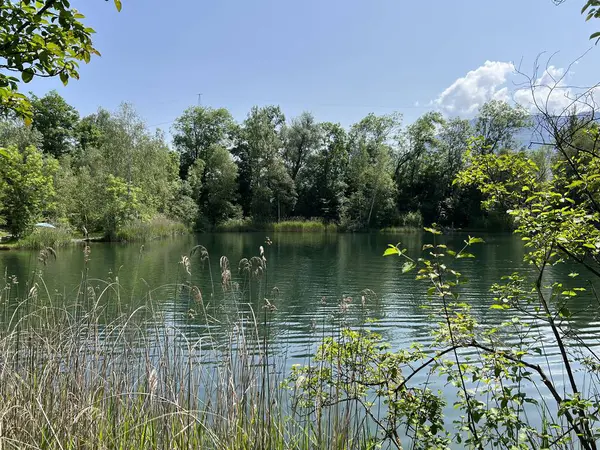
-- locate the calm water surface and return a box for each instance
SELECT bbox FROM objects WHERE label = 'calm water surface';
[2,231,600,359]
[2,231,600,434]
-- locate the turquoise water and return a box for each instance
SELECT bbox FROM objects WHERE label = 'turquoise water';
[2,231,599,444]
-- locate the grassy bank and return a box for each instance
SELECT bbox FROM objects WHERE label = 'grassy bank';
[378,226,422,233]
[115,216,188,242]
[214,218,267,232]
[216,218,337,233]
[14,227,73,249]
[273,220,337,232]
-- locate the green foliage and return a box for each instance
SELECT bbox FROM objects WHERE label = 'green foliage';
[115,215,187,242]
[189,145,240,229]
[473,100,530,155]
[30,90,79,157]
[297,122,348,222]
[451,116,600,448]
[54,105,183,237]
[0,97,542,236]
[235,105,297,222]
[0,0,120,121]
[0,145,57,237]
[455,145,540,212]
[54,163,103,233]
[282,111,321,181]
[215,217,265,232]
[0,117,42,151]
[172,106,235,178]
[75,111,107,152]
[102,174,142,240]
[579,0,600,41]
[16,226,71,249]
[401,210,424,228]
[343,113,400,230]
[273,220,337,232]
[167,180,199,229]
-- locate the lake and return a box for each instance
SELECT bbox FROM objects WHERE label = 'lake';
[1,231,599,444]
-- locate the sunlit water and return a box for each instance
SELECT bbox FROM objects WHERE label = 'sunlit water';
[2,231,600,443]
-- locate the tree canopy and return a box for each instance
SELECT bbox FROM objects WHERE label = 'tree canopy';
[0,90,540,238]
[0,0,121,121]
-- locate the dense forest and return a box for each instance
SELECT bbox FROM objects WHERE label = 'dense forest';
[0,0,595,243]
[0,91,549,240]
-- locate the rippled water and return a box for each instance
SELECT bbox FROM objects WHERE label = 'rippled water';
[2,231,600,438]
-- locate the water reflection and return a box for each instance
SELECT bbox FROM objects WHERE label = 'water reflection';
[1,231,599,361]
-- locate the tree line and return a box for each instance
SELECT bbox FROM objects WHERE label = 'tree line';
[0,90,543,239]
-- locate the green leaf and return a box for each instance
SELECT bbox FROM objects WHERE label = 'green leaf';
[46,42,62,54]
[468,236,485,245]
[424,227,441,235]
[559,306,573,318]
[402,262,416,274]
[59,72,68,85]
[114,0,122,11]
[490,304,506,310]
[567,180,585,189]
[21,69,34,83]
[456,252,475,259]
[583,1,591,13]
[383,247,399,257]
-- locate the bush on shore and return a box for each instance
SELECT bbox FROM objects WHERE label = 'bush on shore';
[16,226,73,249]
[115,215,188,242]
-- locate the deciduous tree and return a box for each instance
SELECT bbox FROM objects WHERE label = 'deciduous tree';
[0,0,121,120]
[0,145,57,237]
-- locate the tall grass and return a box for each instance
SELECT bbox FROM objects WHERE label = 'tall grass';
[273,220,337,233]
[380,212,423,233]
[1,240,595,448]
[215,218,268,232]
[16,226,73,249]
[0,246,370,449]
[216,219,337,233]
[116,215,188,242]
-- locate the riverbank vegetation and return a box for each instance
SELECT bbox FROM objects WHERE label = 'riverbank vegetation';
[2,1,600,448]
[3,172,600,449]
[16,226,73,250]
[0,91,541,244]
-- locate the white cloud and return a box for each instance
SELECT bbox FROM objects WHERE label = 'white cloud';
[434,61,515,116]
[513,65,586,115]
[434,61,598,117]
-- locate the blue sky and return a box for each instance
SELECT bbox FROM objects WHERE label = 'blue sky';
[27,0,600,133]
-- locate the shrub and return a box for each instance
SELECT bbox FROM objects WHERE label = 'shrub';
[215,217,269,232]
[115,215,188,242]
[273,219,337,233]
[17,226,72,249]
[401,211,423,228]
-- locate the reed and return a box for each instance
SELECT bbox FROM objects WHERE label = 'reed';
[216,219,337,233]
[0,244,367,450]
[115,215,188,242]
[16,226,73,249]
[273,220,337,233]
